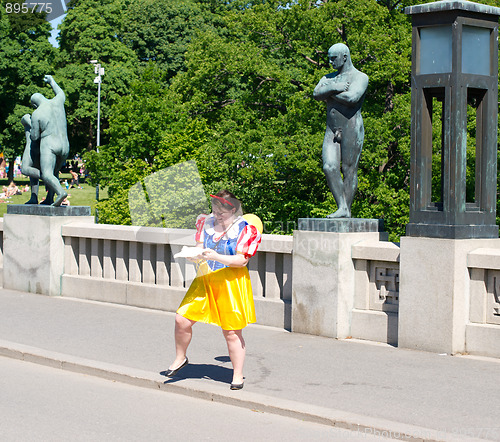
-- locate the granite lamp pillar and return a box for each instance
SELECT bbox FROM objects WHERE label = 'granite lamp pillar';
[399,1,500,355]
[406,0,499,239]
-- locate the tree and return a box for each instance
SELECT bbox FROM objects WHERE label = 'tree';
[88,0,416,236]
[54,0,139,155]
[166,0,414,238]
[87,0,500,241]
[120,0,225,84]
[0,1,54,181]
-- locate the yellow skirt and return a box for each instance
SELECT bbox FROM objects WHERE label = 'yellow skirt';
[176,262,256,330]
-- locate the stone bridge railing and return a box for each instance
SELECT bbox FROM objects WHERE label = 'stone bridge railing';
[60,222,293,329]
[1,215,500,359]
[351,240,400,346]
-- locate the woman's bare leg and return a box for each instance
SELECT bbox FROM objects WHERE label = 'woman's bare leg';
[223,329,246,384]
[169,314,196,369]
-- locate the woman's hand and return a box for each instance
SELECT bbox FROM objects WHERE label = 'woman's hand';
[186,249,220,263]
[200,249,219,261]
[200,249,249,268]
[186,244,206,262]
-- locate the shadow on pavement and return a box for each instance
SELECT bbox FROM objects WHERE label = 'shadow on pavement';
[160,362,233,385]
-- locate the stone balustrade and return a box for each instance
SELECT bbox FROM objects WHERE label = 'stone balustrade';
[351,240,400,345]
[1,215,500,359]
[467,248,500,358]
[60,222,293,329]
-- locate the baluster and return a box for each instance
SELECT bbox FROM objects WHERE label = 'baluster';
[170,247,183,288]
[249,252,264,298]
[116,241,128,281]
[156,244,169,286]
[64,236,78,275]
[282,254,293,302]
[142,243,155,284]
[90,238,103,278]
[185,260,196,288]
[265,252,281,300]
[78,237,90,276]
[129,242,142,283]
[103,239,115,279]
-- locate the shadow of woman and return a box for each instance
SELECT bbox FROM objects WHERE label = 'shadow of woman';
[160,360,233,385]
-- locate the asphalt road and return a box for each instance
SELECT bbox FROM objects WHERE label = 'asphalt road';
[0,356,388,442]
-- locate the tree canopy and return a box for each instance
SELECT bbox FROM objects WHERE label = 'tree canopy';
[1,0,499,241]
[0,0,53,179]
[93,0,417,238]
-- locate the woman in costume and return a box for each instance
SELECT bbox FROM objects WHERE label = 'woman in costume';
[166,190,262,390]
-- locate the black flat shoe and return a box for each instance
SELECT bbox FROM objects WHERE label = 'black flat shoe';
[165,358,188,377]
[230,382,244,390]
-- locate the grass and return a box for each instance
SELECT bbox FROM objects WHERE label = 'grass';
[0,173,108,217]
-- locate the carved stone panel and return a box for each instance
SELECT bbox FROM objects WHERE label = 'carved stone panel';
[487,271,500,326]
[369,261,399,313]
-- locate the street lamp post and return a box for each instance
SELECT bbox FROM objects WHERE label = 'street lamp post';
[90,60,104,218]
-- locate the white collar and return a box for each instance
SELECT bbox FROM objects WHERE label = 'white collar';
[205,214,244,239]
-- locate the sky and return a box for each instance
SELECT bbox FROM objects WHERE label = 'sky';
[49,14,65,48]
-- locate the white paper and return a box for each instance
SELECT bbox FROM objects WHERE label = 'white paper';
[174,246,206,259]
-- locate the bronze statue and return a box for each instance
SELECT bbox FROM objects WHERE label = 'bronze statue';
[21,75,69,206]
[313,43,368,218]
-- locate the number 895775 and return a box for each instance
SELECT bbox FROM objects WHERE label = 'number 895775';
[5,3,53,14]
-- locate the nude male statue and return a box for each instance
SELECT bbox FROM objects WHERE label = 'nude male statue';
[313,43,368,218]
[20,114,41,204]
[21,75,69,206]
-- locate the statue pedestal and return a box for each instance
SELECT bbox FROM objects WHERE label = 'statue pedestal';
[3,205,94,296]
[292,218,387,338]
[298,217,384,233]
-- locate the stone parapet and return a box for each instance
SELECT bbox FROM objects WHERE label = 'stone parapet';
[60,221,293,330]
[351,240,400,346]
[399,237,500,355]
[3,210,94,296]
[1,215,499,359]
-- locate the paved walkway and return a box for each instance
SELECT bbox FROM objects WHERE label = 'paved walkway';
[0,288,499,441]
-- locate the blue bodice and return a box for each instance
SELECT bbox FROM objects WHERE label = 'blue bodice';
[204,218,247,271]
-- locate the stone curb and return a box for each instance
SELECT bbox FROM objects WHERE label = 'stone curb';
[0,340,485,442]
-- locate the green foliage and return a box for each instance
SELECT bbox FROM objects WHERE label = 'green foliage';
[2,0,499,240]
[92,157,152,225]
[155,119,211,168]
[101,66,172,166]
[128,161,209,228]
[2,0,47,35]
[120,0,225,84]
[160,0,415,237]
[87,0,418,235]
[430,97,443,204]
[55,0,139,154]
[95,189,132,225]
[0,1,54,172]
[357,91,412,241]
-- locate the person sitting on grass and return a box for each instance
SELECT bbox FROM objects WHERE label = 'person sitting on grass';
[3,182,20,198]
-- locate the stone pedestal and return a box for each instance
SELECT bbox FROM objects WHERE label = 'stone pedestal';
[399,236,500,354]
[292,218,387,338]
[3,205,93,296]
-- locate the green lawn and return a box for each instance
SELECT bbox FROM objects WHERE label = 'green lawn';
[0,174,108,217]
